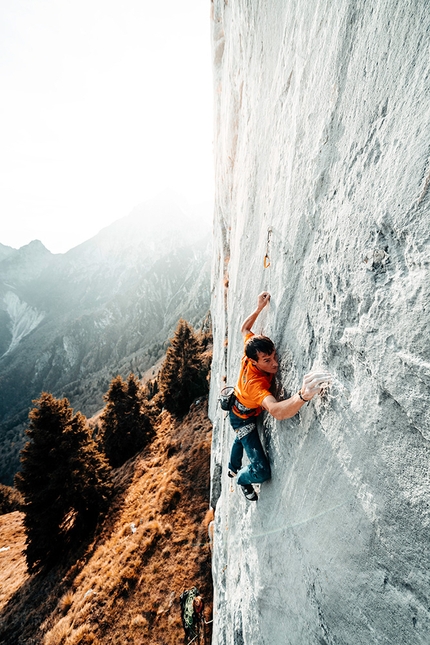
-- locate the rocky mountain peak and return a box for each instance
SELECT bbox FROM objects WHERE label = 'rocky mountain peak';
[0,244,15,263]
[0,240,53,289]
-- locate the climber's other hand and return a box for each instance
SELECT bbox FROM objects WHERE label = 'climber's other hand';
[257,292,270,310]
[300,371,332,401]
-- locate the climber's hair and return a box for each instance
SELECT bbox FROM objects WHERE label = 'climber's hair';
[245,335,275,361]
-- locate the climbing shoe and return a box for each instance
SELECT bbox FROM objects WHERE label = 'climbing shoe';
[241,484,258,501]
[228,469,237,478]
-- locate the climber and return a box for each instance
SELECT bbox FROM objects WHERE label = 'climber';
[180,587,207,644]
[228,291,332,502]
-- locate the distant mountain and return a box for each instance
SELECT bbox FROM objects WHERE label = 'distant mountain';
[0,193,212,484]
[0,243,16,263]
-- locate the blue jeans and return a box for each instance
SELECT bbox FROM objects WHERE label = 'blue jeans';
[228,411,271,486]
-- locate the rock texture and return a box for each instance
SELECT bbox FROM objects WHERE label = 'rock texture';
[209,2,430,644]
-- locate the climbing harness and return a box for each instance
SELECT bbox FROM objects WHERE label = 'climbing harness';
[263,227,272,268]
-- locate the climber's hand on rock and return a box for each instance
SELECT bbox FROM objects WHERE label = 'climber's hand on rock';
[301,371,332,401]
[257,291,270,310]
[241,292,271,336]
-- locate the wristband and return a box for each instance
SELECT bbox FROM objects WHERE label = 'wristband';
[298,390,309,403]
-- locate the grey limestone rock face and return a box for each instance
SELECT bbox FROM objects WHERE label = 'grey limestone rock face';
[209,1,430,644]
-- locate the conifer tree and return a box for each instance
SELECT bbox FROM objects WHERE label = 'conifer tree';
[158,319,209,417]
[99,373,153,468]
[0,484,22,515]
[15,393,112,572]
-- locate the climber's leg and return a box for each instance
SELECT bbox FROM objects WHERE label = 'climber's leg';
[236,427,271,486]
[228,434,244,475]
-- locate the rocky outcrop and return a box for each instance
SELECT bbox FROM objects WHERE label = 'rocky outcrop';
[209,2,430,644]
[2,292,45,356]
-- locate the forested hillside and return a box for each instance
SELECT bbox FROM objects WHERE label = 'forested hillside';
[0,403,213,645]
[0,193,211,484]
[0,320,213,644]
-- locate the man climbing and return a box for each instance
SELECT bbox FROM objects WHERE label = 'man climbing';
[228,291,332,501]
[180,587,207,644]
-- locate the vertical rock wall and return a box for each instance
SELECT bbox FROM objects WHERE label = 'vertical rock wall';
[209,1,430,643]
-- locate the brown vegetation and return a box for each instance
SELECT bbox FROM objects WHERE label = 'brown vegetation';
[0,401,213,644]
[0,512,28,611]
[0,485,23,515]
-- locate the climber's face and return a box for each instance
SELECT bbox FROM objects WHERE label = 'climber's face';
[251,350,279,375]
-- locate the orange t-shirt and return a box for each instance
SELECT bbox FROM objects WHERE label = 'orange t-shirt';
[233,332,273,418]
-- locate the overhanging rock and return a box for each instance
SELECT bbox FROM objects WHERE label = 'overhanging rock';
[209,1,430,643]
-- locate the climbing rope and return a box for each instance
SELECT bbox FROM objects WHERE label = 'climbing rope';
[257,226,273,335]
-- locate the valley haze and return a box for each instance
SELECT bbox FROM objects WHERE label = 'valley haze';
[0,192,212,485]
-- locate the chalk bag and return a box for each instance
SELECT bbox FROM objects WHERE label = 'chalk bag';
[219,386,235,411]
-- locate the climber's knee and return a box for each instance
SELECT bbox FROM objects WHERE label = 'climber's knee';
[251,461,271,483]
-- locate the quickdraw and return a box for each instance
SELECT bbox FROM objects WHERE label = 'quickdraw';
[264,227,272,268]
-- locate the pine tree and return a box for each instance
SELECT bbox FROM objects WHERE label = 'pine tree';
[15,393,112,572]
[99,374,153,468]
[158,319,210,417]
[0,484,22,515]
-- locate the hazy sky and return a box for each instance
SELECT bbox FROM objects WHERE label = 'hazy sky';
[0,0,214,253]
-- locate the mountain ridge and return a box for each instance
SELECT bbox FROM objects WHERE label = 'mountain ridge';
[0,194,212,484]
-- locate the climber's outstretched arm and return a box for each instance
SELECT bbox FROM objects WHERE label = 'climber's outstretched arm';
[262,371,332,420]
[240,291,271,338]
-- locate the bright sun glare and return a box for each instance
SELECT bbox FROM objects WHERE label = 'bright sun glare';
[0,0,214,253]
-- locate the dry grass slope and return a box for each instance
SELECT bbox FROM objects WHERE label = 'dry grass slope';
[0,401,213,645]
